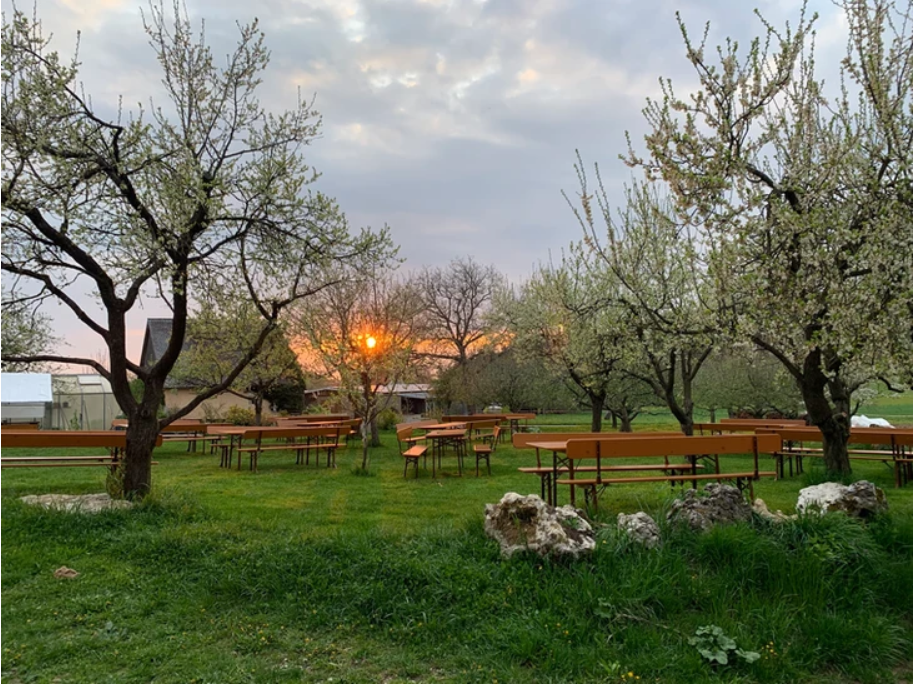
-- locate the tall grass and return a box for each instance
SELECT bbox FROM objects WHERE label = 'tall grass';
[4,412,913,682]
[3,481,912,683]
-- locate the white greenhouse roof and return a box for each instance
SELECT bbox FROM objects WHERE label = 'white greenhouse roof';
[0,373,53,404]
[54,374,114,395]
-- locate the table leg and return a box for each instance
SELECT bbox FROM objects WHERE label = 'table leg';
[552,452,558,506]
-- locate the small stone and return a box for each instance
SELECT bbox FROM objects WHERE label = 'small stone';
[752,498,795,522]
[617,511,661,548]
[53,567,79,579]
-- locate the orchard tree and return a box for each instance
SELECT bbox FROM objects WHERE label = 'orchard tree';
[1,4,391,496]
[569,177,718,435]
[432,348,577,415]
[170,300,305,425]
[416,257,502,411]
[693,348,804,421]
[603,373,655,433]
[493,248,631,432]
[1,282,56,370]
[292,263,423,470]
[628,0,913,473]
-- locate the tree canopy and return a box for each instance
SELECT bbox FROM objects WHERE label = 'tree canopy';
[1,3,392,495]
[623,0,913,471]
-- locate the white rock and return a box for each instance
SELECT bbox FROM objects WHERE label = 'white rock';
[617,512,661,548]
[19,493,132,513]
[484,492,595,558]
[796,480,888,518]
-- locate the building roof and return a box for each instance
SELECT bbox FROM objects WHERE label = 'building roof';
[304,383,432,397]
[140,318,177,369]
[0,373,53,404]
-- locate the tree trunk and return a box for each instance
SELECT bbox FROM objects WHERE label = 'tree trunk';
[121,414,160,499]
[370,418,381,447]
[589,393,605,432]
[360,372,372,470]
[610,412,618,429]
[709,407,716,423]
[800,350,851,475]
[667,400,694,436]
[253,397,263,426]
[619,407,633,433]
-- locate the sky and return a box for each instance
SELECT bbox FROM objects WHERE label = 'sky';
[2,0,849,368]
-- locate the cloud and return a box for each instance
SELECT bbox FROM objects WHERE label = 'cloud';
[3,0,849,360]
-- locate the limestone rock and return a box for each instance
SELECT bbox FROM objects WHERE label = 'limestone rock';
[752,498,795,522]
[20,493,132,513]
[667,483,752,531]
[484,492,595,558]
[617,512,660,548]
[796,481,888,518]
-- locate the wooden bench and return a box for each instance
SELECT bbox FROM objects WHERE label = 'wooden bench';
[401,445,428,478]
[396,427,431,476]
[557,434,781,511]
[514,432,687,504]
[758,427,913,486]
[695,421,805,435]
[1,455,160,468]
[0,430,162,472]
[159,421,215,452]
[235,426,345,471]
[468,418,500,444]
[472,425,502,476]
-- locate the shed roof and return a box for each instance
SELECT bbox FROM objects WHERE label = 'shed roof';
[0,373,53,404]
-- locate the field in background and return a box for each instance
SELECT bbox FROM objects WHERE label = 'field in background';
[530,392,913,432]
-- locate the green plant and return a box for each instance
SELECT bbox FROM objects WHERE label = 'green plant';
[200,402,224,424]
[375,407,402,431]
[688,625,760,665]
[225,406,256,426]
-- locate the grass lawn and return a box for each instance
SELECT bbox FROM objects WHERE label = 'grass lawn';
[3,412,913,683]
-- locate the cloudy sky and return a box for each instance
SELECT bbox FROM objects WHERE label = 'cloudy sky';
[4,0,848,365]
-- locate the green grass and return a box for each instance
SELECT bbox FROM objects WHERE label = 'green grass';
[3,417,913,683]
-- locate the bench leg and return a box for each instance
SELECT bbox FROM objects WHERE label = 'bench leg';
[584,485,598,513]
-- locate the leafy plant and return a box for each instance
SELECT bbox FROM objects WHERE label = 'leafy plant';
[200,402,223,424]
[688,625,760,665]
[225,406,256,426]
[376,407,402,431]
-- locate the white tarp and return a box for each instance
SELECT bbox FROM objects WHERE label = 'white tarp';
[1,373,53,403]
[851,414,894,428]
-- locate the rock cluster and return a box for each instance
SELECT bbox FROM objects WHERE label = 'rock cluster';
[796,480,888,518]
[666,483,753,531]
[484,492,595,558]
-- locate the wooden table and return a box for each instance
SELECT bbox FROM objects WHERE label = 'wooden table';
[205,425,272,469]
[424,429,467,477]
